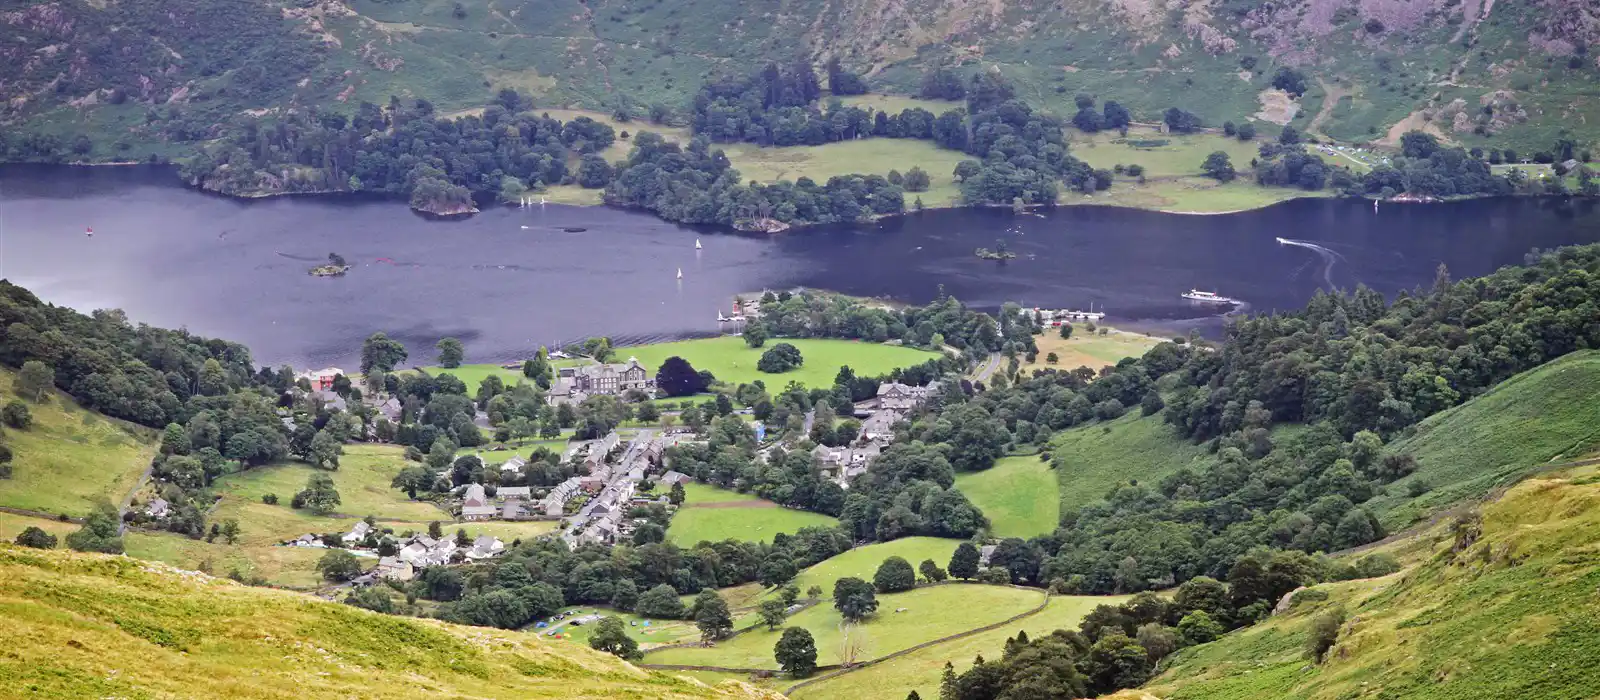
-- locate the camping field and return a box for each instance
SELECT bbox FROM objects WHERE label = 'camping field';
[665,483,838,545]
[0,368,157,518]
[789,594,1126,699]
[644,584,1044,670]
[1022,328,1162,375]
[955,456,1061,539]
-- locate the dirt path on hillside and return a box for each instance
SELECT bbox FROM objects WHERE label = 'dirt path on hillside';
[1307,79,1351,137]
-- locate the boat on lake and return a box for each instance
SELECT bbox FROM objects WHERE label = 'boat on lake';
[1182,289,1239,304]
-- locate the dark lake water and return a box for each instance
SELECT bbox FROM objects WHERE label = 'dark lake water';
[4,165,1600,369]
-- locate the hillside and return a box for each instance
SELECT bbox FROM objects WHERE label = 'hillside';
[0,367,156,518]
[1113,461,1600,700]
[4,0,1596,165]
[1368,349,1600,529]
[0,545,777,699]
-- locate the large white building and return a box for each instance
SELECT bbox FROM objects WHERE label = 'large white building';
[548,358,654,404]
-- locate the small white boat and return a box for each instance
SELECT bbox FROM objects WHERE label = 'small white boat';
[695,238,702,250]
[1274,236,1288,244]
[676,268,683,279]
[1182,289,1240,304]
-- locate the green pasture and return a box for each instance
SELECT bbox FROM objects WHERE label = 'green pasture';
[1050,413,1209,513]
[666,483,838,545]
[788,537,964,595]
[645,584,1043,670]
[955,457,1060,539]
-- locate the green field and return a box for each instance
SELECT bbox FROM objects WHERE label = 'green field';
[955,457,1060,539]
[542,606,701,648]
[1050,412,1210,513]
[1369,350,1600,529]
[420,337,936,394]
[1138,467,1600,700]
[723,139,969,208]
[666,483,838,545]
[123,532,331,589]
[790,594,1126,700]
[0,546,769,700]
[625,337,941,391]
[0,511,79,542]
[788,537,964,595]
[212,445,443,531]
[0,368,157,517]
[1024,328,1162,374]
[646,584,1043,670]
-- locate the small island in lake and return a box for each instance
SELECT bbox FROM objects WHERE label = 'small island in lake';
[975,240,1017,261]
[310,253,350,277]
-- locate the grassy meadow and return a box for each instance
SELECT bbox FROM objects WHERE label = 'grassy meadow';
[0,369,157,517]
[665,483,837,545]
[788,537,964,595]
[1023,328,1162,375]
[212,445,444,528]
[955,457,1060,539]
[0,511,79,542]
[790,594,1127,699]
[625,337,941,390]
[723,139,969,208]
[646,584,1044,670]
[1050,412,1209,512]
[418,337,938,394]
[1063,127,1334,213]
[0,546,770,699]
[1369,350,1600,529]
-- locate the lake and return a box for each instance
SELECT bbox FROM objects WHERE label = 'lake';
[4,165,1599,369]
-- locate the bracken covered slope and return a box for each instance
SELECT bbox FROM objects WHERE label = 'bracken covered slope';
[0,546,778,699]
[2,0,1596,159]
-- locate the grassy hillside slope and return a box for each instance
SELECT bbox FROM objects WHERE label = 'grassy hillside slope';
[1050,412,1208,514]
[0,545,777,699]
[1369,350,1600,529]
[6,0,1596,163]
[0,368,156,517]
[1119,463,1600,700]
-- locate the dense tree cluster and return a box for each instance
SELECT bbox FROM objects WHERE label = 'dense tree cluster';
[180,98,616,212]
[0,282,260,428]
[750,289,1010,356]
[604,131,907,227]
[409,526,852,630]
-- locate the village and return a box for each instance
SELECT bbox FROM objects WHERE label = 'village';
[274,373,941,588]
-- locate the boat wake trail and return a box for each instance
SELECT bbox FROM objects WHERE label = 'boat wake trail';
[274,252,323,262]
[1275,237,1346,290]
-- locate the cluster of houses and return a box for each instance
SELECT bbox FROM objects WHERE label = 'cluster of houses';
[813,381,941,487]
[559,431,694,548]
[546,357,656,405]
[283,518,508,583]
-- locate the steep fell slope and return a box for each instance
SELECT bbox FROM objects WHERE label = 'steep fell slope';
[1114,462,1600,700]
[2,0,1595,162]
[0,546,776,699]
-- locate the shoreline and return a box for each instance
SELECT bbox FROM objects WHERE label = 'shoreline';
[1,161,1573,225]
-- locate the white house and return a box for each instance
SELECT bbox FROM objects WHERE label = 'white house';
[341,521,373,545]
